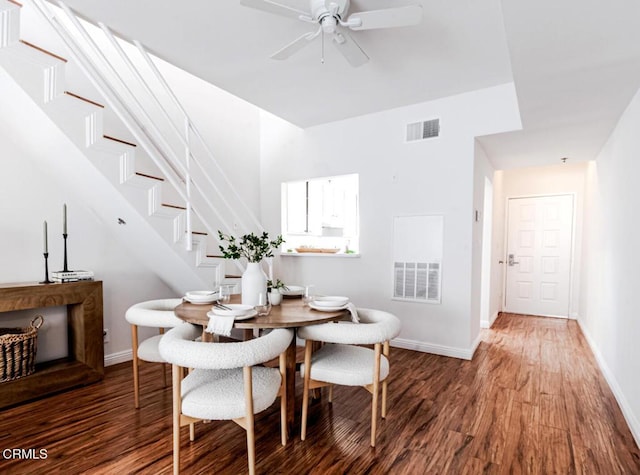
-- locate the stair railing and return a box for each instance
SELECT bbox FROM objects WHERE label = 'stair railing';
[132,37,265,240]
[29,0,265,273]
[28,0,188,207]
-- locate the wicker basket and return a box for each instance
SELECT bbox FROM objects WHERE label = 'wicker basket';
[0,315,44,383]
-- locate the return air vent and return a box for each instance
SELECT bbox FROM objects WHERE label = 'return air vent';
[406,118,440,142]
[392,215,443,304]
[394,262,441,303]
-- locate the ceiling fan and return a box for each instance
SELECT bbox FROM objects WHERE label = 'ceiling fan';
[240,0,423,67]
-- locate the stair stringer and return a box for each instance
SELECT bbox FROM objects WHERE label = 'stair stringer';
[0,1,227,291]
[0,68,216,294]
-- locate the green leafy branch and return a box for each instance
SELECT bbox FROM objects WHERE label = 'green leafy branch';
[267,279,288,291]
[217,231,284,263]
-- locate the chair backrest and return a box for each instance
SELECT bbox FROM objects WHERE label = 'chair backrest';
[159,324,294,369]
[297,308,400,345]
[125,298,184,328]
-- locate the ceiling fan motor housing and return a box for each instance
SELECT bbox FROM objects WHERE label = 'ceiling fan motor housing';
[311,0,349,22]
[239,0,423,67]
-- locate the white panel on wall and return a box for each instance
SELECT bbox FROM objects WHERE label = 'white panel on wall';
[519,256,533,273]
[517,281,532,299]
[392,215,443,304]
[520,204,536,221]
[544,203,560,221]
[542,256,559,274]
[540,282,557,301]
[518,230,534,247]
[543,230,560,247]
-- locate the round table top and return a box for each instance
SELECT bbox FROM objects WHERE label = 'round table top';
[174,295,349,329]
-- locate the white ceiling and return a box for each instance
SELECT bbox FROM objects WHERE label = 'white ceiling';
[58,0,640,169]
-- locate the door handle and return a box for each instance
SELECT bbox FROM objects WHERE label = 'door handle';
[508,254,520,266]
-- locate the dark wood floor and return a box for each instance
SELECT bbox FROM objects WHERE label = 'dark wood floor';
[1,313,639,474]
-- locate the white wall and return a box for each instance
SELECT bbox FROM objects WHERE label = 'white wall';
[261,84,521,358]
[495,161,587,319]
[579,87,640,445]
[490,170,505,322]
[472,141,497,335]
[0,107,176,363]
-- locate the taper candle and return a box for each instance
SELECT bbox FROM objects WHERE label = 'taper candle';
[63,203,67,234]
[43,220,48,253]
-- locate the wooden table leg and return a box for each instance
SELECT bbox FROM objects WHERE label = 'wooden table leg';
[285,332,297,440]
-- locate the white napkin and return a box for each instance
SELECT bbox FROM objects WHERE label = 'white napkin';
[205,313,234,336]
[346,302,360,323]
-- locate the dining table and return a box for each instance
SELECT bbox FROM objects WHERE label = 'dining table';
[173,294,350,439]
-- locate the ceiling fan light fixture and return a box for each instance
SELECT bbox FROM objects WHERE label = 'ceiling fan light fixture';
[321,15,337,33]
[241,0,422,67]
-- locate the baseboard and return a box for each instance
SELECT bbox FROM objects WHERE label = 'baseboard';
[577,319,640,448]
[481,311,499,329]
[469,332,482,358]
[392,337,476,360]
[104,349,132,367]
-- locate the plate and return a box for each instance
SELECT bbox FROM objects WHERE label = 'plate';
[309,301,349,312]
[186,299,218,305]
[281,285,304,296]
[185,294,219,304]
[184,290,219,304]
[207,309,257,321]
[210,304,255,317]
[313,296,349,307]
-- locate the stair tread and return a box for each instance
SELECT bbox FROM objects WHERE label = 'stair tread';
[64,91,104,108]
[161,203,186,210]
[7,19,238,288]
[135,172,164,181]
[103,135,136,147]
[20,40,67,63]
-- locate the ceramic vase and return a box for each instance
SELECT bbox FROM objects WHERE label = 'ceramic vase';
[269,289,283,305]
[241,262,267,306]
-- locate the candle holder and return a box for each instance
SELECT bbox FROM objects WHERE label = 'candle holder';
[40,252,52,284]
[62,233,69,272]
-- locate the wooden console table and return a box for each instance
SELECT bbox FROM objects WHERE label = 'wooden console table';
[0,280,104,408]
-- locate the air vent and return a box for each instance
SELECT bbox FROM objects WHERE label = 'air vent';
[406,119,440,142]
[394,261,441,303]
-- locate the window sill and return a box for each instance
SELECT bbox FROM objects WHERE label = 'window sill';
[281,252,360,258]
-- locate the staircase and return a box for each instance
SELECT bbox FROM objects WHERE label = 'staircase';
[0,0,255,293]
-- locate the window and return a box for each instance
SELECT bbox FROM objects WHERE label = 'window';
[281,174,359,254]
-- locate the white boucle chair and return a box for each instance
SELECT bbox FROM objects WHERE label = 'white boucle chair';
[159,323,293,475]
[297,308,401,447]
[125,298,184,408]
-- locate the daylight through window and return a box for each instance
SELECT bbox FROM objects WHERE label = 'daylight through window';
[281,174,359,254]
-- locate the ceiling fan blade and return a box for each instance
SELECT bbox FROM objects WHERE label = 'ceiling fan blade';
[240,0,309,20]
[270,31,318,60]
[332,30,369,67]
[347,5,423,31]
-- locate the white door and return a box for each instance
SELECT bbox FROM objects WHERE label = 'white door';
[505,195,574,318]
